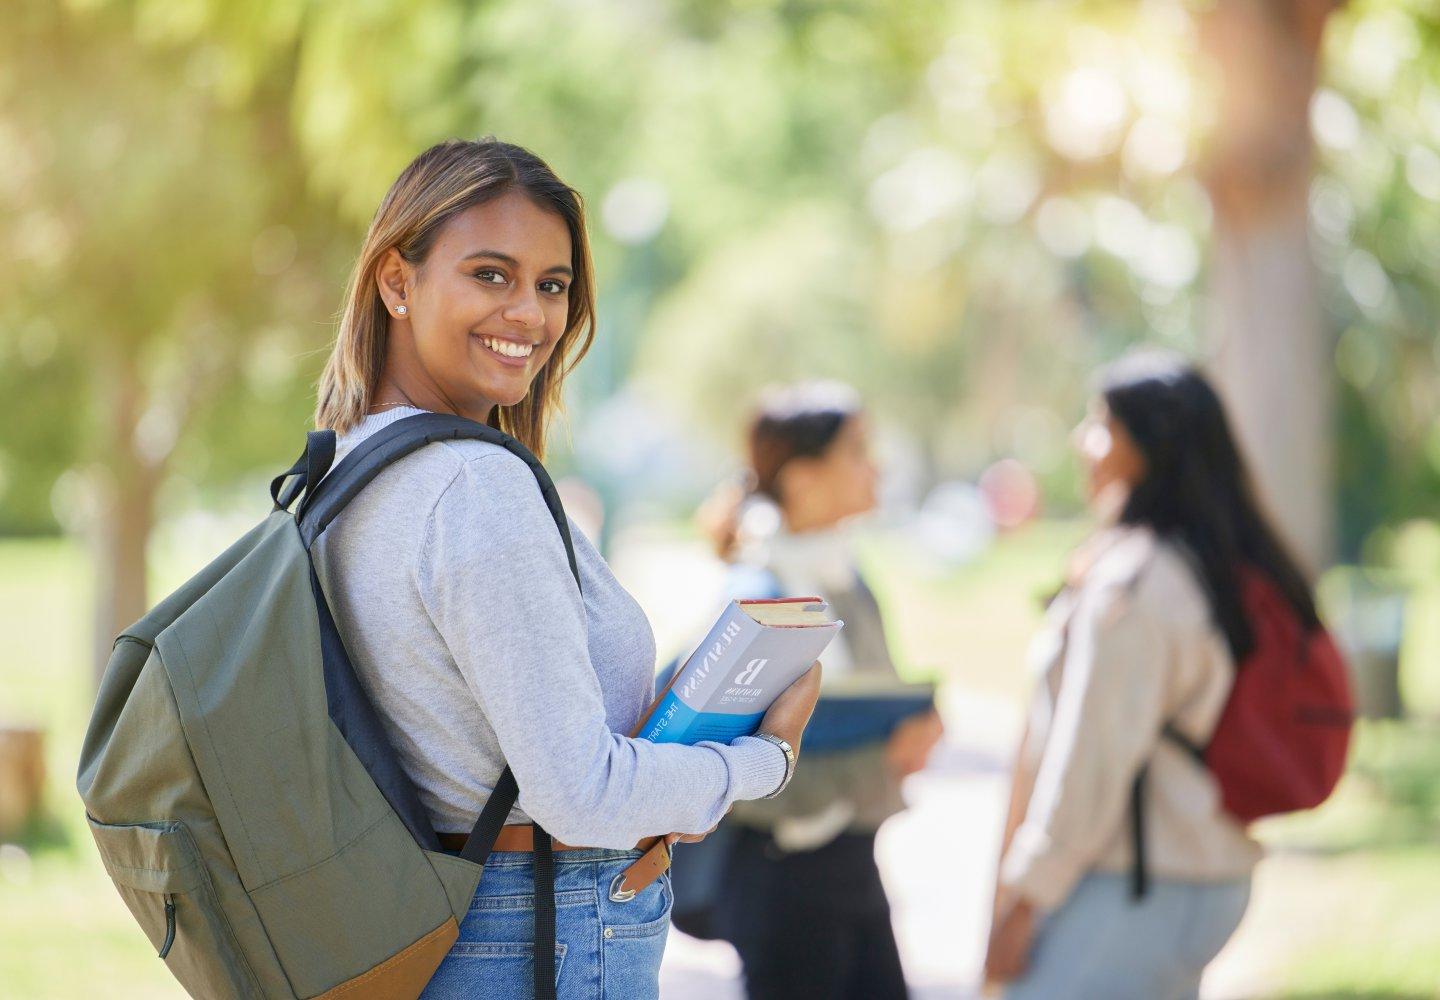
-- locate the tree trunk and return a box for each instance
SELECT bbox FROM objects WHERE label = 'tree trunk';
[0,727,45,839]
[90,346,161,685]
[1200,0,1339,575]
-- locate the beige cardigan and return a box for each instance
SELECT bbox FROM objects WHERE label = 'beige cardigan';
[1000,527,1262,911]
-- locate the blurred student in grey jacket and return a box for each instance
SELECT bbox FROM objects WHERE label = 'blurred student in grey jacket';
[694,382,944,1000]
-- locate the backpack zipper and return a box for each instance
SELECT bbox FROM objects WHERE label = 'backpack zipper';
[158,893,176,959]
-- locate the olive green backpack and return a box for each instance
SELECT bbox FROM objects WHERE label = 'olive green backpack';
[77,414,574,1000]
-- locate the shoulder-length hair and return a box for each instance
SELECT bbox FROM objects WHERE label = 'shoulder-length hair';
[314,138,596,459]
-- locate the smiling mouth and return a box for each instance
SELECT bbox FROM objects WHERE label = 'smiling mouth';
[476,335,535,364]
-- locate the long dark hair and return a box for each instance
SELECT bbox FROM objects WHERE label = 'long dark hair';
[1100,351,1320,661]
[704,381,863,560]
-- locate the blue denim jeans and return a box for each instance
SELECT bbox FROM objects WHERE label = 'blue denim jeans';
[1004,873,1252,1000]
[421,848,672,1000]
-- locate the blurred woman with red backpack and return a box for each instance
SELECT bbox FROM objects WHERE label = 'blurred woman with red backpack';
[984,352,1352,999]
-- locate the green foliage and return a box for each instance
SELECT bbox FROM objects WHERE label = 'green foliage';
[0,0,1436,552]
[1317,1,1440,547]
[634,0,1211,484]
[0,2,342,532]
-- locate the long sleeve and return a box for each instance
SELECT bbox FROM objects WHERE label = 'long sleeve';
[999,580,1170,910]
[416,453,785,848]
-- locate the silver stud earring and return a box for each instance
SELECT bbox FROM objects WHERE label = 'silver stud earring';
[396,304,408,316]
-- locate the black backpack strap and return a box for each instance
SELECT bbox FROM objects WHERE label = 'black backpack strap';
[297,414,579,591]
[532,832,558,1000]
[459,768,519,865]
[309,567,442,852]
[1130,724,1209,902]
[1161,722,1208,764]
[456,769,557,1000]
[1129,764,1150,900]
[271,430,336,514]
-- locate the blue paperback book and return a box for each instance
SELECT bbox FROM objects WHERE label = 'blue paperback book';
[638,598,844,745]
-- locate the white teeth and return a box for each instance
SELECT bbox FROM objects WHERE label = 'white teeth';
[481,337,533,359]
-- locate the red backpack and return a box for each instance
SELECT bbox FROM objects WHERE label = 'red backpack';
[1132,565,1354,897]
[1196,568,1355,822]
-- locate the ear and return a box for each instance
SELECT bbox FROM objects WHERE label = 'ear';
[374,248,413,317]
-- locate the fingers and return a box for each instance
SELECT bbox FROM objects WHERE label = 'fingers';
[759,661,824,747]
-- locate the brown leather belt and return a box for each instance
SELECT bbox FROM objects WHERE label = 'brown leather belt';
[436,825,673,900]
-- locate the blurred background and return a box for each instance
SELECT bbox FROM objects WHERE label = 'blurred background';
[2,0,1438,996]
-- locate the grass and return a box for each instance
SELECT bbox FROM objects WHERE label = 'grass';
[1278,847,1440,998]
[1251,722,1440,998]
[0,536,184,998]
[2,525,1438,998]
[857,520,1083,700]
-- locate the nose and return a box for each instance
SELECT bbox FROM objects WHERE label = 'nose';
[502,286,545,330]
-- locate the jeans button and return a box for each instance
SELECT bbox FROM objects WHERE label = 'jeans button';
[603,927,615,940]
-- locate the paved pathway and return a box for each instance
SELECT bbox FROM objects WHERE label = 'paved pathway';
[659,694,1014,1000]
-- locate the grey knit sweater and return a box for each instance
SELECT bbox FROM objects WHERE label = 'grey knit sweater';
[311,407,785,846]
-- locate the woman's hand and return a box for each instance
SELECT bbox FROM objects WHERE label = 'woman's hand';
[983,891,1037,986]
[659,667,821,848]
[886,708,944,778]
[757,661,823,754]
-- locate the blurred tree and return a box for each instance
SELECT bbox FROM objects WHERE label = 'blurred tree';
[3,0,1438,684]
[0,4,340,677]
[1314,0,1440,558]
[640,0,1430,574]
[1199,0,1338,573]
[636,1,1205,497]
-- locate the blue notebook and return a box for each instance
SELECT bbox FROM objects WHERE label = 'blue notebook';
[637,598,843,745]
[802,681,936,753]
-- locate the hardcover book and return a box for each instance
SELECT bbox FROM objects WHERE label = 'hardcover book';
[637,598,843,745]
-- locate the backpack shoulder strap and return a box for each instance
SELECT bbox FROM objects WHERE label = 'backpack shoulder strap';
[296,413,579,589]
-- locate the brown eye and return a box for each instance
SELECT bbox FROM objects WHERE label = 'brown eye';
[539,279,567,295]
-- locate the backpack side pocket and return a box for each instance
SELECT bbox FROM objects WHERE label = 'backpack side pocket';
[87,816,265,998]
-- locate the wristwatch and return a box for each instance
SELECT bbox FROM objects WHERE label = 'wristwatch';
[753,732,796,799]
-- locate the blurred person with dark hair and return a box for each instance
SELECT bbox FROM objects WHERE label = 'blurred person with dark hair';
[687,381,943,1000]
[984,352,1323,998]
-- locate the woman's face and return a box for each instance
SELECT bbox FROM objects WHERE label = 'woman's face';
[1074,399,1146,511]
[783,415,879,530]
[378,189,573,419]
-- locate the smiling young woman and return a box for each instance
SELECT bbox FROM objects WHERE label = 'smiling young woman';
[308,139,823,1000]
[315,139,596,453]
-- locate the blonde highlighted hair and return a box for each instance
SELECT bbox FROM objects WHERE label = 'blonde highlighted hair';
[314,138,596,459]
